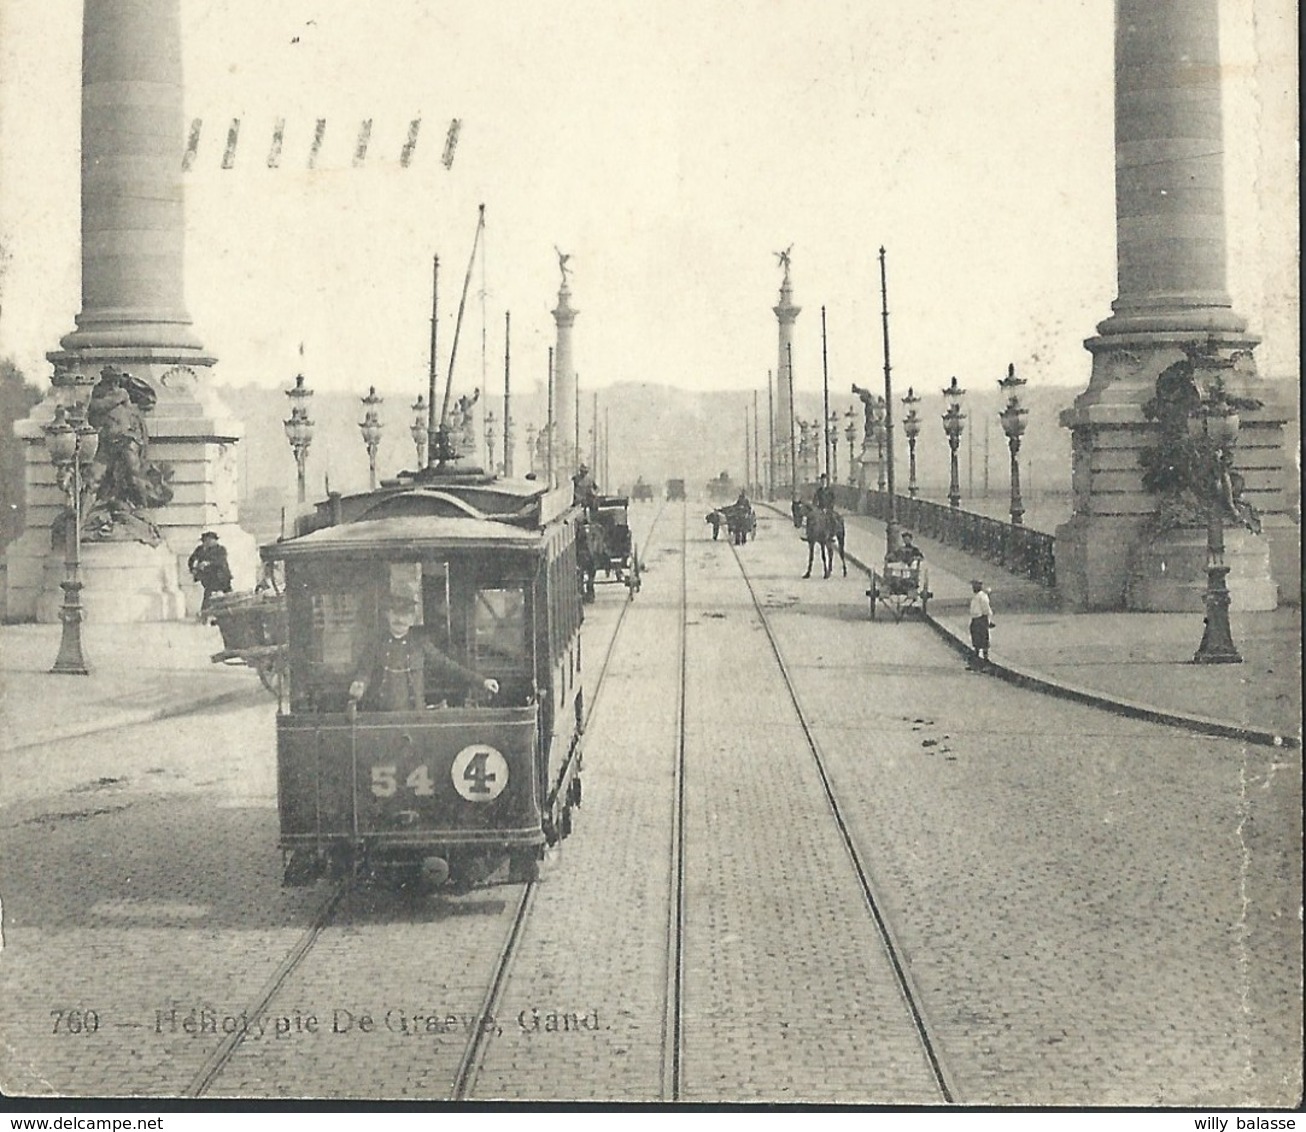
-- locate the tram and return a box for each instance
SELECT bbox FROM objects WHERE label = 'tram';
[262,467,585,892]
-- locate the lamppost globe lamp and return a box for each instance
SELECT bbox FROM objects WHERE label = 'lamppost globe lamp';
[997,364,1028,526]
[410,395,428,468]
[941,376,967,509]
[283,373,315,503]
[901,386,922,498]
[44,401,100,675]
[358,386,384,490]
[1187,384,1243,664]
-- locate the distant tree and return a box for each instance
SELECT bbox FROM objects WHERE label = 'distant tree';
[0,358,43,548]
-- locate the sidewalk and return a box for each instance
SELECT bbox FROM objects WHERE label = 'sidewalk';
[828,509,1302,746]
[1,620,266,754]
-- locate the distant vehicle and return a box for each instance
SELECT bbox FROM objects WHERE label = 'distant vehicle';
[631,477,655,502]
[706,472,735,504]
[666,478,686,501]
[577,494,641,602]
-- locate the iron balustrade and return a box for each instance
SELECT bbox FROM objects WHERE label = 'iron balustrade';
[856,489,1056,587]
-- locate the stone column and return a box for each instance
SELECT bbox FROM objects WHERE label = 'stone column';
[1055,0,1289,611]
[773,263,800,498]
[551,279,578,479]
[4,0,258,621]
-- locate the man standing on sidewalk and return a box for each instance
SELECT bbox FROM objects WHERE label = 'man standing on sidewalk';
[968,578,994,668]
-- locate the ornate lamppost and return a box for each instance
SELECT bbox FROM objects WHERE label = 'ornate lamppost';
[358,386,384,490]
[827,410,840,482]
[525,423,538,475]
[997,364,1027,525]
[901,386,922,498]
[843,408,857,486]
[45,402,100,675]
[283,373,315,503]
[1189,383,1244,664]
[410,395,428,468]
[872,398,887,491]
[941,376,966,509]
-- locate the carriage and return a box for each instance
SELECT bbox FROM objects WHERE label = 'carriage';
[707,499,755,544]
[666,478,686,501]
[260,470,586,892]
[866,557,931,621]
[631,477,655,502]
[207,588,287,692]
[578,494,641,601]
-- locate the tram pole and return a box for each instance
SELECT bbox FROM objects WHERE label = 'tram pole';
[786,343,798,499]
[547,345,555,488]
[503,311,513,477]
[821,306,831,478]
[753,389,761,497]
[879,246,899,556]
[767,370,774,500]
[426,255,439,469]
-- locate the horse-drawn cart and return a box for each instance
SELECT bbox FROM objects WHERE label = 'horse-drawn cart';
[866,559,931,621]
[207,590,287,691]
[631,477,655,502]
[579,494,642,601]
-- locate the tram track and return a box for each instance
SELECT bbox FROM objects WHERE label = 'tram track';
[447,499,671,1100]
[726,535,958,1104]
[188,502,669,1100]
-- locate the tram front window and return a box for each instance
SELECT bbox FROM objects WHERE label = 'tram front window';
[472,586,531,704]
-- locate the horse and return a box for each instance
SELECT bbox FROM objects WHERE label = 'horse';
[722,501,755,545]
[797,502,847,579]
[576,517,606,602]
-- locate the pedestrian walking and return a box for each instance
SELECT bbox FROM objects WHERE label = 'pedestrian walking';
[968,578,994,667]
[188,530,233,616]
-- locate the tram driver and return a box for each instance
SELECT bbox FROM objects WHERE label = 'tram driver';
[348,593,499,711]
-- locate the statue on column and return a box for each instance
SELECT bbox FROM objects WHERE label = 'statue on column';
[554,246,572,284]
[774,244,793,284]
[851,383,878,440]
[79,366,174,544]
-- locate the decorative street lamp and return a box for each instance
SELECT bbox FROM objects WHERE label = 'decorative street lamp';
[358,385,384,490]
[283,372,315,503]
[872,397,887,491]
[45,401,99,675]
[525,423,538,475]
[797,419,811,483]
[485,410,498,475]
[941,376,967,509]
[827,410,840,482]
[410,395,428,468]
[1188,383,1244,664]
[843,408,857,486]
[901,386,922,498]
[997,363,1028,525]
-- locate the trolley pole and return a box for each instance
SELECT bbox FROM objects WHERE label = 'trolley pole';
[879,246,899,556]
[753,389,761,497]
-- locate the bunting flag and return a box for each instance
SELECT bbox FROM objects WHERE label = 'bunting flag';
[181,117,458,170]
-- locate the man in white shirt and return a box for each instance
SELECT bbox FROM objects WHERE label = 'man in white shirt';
[968,578,994,666]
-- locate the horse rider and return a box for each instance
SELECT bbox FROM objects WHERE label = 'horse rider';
[813,473,835,516]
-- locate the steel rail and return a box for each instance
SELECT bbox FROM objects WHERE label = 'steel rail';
[728,537,959,1104]
[450,499,671,1099]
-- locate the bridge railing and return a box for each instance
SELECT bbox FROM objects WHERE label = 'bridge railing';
[833,487,1056,587]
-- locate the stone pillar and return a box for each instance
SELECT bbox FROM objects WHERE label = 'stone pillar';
[773,262,800,499]
[551,280,578,478]
[1055,0,1289,611]
[4,0,258,621]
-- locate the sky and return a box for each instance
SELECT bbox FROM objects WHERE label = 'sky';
[0,0,1297,404]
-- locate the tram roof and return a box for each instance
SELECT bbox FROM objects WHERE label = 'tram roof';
[264,513,550,559]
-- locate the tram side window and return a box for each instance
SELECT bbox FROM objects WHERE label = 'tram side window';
[286,561,374,711]
[471,585,531,703]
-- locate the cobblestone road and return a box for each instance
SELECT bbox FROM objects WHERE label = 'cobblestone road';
[1,501,1298,1104]
[743,507,1302,1106]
